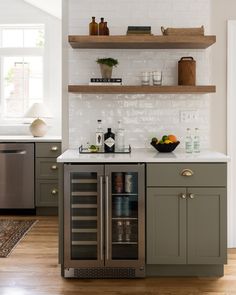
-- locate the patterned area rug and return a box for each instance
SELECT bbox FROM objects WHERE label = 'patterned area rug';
[0,220,37,257]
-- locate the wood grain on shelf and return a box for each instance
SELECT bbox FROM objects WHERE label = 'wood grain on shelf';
[68,35,216,49]
[68,85,216,94]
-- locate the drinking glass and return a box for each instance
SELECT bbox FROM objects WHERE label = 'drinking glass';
[152,71,162,86]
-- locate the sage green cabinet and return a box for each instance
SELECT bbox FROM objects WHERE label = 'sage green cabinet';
[146,163,227,266]
[35,142,61,209]
[147,187,186,264]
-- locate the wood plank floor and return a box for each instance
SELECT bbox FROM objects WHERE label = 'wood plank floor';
[0,216,236,295]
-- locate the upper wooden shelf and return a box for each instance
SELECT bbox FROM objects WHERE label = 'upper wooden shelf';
[68,85,216,94]
[68,35,216,49]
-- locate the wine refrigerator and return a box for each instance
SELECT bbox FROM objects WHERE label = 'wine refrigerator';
[63,164,145,278]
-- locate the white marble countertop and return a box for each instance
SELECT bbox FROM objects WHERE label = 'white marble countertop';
[57,148,229,163]
[0,135,61,142]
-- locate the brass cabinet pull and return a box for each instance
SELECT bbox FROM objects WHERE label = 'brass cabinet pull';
[51,189,58,195]
[181,169,194,177]
[51,146,58,151]
[189,193,195,199]
[51,165,58,170]
[181,193,186,199]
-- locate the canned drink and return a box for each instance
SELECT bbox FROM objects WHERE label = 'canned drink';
[123,196,130,217]
[114,172,123,193]
[125,173,133,193]
[114,196,122,217]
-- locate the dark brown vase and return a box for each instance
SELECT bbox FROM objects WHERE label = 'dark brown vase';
[99,17,105,35]
[104,22,110,35]
[89,17,98,35]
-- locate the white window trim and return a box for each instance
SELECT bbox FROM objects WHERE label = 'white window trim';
[0,24,45,125]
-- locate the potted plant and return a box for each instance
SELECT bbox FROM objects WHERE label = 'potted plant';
[96,57,118,79]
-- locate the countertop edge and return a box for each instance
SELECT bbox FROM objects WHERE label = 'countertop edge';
[57,149,230,163]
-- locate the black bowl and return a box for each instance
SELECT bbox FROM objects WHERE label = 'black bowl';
[151,141,180,153]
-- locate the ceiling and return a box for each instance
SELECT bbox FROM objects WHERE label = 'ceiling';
[23,0,61,19]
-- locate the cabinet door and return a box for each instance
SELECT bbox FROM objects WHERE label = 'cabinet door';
[147,188,187,264]
[64,164,104,268]
[104,164,145,274]
[187,187,227,264]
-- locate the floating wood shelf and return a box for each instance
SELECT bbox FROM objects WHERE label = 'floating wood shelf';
[68,85,216,94]
[68,35,216,49]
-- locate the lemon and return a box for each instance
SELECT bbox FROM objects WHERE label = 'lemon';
[164,140,173,144]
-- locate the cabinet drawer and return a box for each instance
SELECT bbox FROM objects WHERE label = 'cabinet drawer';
[36,142,61,158]
[36,180,58,207]
[147,163,227,187]
[36,158,59,179]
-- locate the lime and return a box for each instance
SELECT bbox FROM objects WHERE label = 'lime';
[162,135,168,141]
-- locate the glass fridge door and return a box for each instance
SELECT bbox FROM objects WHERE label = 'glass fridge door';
[64,165,104,268]
[105,164,145,268]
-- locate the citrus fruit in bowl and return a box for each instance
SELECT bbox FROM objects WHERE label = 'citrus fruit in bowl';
[151,134,180,153]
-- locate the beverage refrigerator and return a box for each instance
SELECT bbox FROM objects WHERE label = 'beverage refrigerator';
[62,164,145,278]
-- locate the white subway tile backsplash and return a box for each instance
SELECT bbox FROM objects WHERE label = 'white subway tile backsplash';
[68,0,212,150]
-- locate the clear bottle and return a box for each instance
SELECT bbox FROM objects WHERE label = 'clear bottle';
[116,120,125,151]
[124,220,131,242]
[193,128,200,153]
[116,221,123,242]
[99,17,105,35]
[89,16,98,35]
[185,128,193,153]
[95,119,104,149]
[104,128,115,153]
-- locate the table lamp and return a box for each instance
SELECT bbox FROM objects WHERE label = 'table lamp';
[25,103,52,137]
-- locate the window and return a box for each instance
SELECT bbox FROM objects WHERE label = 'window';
[0,24,44,120]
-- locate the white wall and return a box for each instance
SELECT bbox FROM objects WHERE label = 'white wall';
[66,0,213,149]
[0,0,61,136]
[211,0,236,153]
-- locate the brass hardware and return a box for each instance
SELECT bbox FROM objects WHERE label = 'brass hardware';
[51,165,58,170]
[189,193,195,199]
[51,146,58,151]
[181,193,186,199]
[51,189,58,195]
[181,169,194,177]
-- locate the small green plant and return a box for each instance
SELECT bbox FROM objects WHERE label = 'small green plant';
[96,57,118,67]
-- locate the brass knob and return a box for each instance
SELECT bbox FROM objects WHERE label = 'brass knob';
[51,165,58,170]
[51,189,58,195]
[181,194,186,199]
[189,193,195,199]
[181,169,194,177]
[51,146,58,151]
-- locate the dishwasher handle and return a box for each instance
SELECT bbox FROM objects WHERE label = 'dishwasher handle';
[0,150,27,155]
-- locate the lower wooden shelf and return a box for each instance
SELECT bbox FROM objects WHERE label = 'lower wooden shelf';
[68,85,216,94]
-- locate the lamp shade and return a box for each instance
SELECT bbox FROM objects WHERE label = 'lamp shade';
[25,103,52,118]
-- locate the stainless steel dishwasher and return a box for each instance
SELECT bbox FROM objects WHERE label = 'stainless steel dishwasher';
[0,143,34,209]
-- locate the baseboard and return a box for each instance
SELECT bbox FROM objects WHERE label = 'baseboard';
[146,264,224,277]
[36,207,58,216]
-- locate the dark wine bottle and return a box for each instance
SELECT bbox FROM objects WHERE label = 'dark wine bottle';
[104,128,115,153]
[89,17,98,35]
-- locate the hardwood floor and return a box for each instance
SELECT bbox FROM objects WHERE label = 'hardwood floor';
[0,216,236,295]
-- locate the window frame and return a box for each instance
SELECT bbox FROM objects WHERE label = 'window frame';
[0,24,45,124]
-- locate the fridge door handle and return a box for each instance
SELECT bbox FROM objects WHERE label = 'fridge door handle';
[100,176,104,261]
[105,175,109,261]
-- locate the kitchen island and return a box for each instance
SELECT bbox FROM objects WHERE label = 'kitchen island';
[58,149,228,278]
